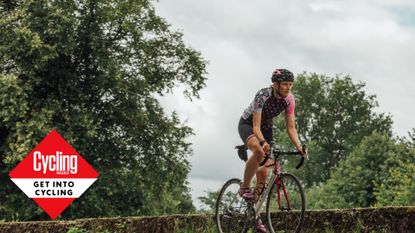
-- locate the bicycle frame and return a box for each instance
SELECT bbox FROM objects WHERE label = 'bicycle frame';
[253,148,287,218]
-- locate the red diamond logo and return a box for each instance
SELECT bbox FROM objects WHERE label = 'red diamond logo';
[9,130,99,219]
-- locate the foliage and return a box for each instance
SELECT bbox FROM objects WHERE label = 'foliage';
[374,131,415,206]
[374,161,415,206]
[274,73,393,186]
[306,131,414,209]
[197,189,220,212]
[0,0,206,220]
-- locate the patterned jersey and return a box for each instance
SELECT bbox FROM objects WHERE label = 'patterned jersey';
[242,86,295,130]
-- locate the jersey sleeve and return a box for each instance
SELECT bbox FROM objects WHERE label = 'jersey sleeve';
[253,89,268,112]
[285,94,296,115]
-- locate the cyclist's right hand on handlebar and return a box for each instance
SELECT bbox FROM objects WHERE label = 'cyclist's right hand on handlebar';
[262,143,271,154]
[259,140,271,154]
[262,142,271,154]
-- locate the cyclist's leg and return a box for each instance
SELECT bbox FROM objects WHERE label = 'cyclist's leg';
[238,118,265,189]
[242,137,265,188]
[255,161,271,197]
[254,128,273,198]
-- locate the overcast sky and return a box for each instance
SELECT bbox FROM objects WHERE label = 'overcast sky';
[153,0,415,209]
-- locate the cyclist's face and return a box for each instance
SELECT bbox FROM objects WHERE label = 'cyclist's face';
[274,81,293,97]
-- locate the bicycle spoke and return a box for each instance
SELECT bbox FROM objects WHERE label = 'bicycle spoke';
[216,178,254,233]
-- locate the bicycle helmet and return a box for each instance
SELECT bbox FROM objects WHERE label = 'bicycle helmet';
[271,69,294,83]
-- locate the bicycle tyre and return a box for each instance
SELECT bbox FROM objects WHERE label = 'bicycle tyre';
[215,178,252,233]
[265,173,305,233]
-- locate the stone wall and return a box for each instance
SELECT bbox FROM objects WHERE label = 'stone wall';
[0,206,414,233]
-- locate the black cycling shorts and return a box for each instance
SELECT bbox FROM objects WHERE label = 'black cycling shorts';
[238,117,272,145]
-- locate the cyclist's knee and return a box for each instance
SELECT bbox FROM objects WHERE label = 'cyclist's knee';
[247,138,265,163]
[252,147,265,163]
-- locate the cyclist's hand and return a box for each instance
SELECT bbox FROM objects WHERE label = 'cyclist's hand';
[262,142,271,154]
[298,145,309,160]
[297,144,308,158]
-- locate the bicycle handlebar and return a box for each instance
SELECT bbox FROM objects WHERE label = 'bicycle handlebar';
[236,143,308,169]
[271,144,308,169]
[296,155,305,169]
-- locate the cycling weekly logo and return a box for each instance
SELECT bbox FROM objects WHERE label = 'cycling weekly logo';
[9,130,99,219]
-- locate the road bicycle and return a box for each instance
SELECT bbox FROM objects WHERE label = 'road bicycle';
[215,142,308,233]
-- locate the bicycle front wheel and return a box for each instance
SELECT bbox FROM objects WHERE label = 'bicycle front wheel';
[215,178,253,233]
[265,173,305,233]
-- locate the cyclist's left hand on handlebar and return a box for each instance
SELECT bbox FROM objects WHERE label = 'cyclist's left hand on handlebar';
[302,145,309,160]
[297,144,307,157]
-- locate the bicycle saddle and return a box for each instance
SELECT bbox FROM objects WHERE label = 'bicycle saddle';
[235,145,248,162]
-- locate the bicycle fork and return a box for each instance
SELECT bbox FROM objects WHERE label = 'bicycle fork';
[277,176,292,210]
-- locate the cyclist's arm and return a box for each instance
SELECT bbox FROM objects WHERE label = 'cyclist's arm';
[285,114,302,152]
[252,111,266,143]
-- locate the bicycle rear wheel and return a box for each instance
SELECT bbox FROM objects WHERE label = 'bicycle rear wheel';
[215,178,254,233]
[265,173,305,233]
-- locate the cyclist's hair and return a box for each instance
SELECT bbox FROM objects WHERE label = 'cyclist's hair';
[271,69,294,83]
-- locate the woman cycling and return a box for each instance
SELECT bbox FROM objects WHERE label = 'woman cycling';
[237,68,305,232]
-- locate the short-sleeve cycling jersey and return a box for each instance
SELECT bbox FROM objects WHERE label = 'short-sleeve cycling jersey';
[241,86,295,130]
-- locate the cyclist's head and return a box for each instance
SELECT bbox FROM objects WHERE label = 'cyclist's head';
[271,69,294,83]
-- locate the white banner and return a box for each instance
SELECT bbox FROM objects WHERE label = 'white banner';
[11,178,97,198]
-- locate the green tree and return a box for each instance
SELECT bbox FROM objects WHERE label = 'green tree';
[306,132,406,209]
[0,0,206,220]
[374,161,415,206]
[198,189,220,212]
[407,128,415,149]
[374,129,415,206]
[274,73,393,186]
